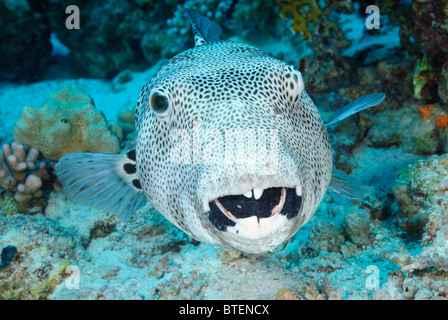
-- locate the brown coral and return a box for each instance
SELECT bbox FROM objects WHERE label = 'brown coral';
[0,142,53,212]
[13,84,122,161]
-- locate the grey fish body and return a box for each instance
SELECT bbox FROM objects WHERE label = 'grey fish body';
[134,40,332,252]
[56,9,385,254]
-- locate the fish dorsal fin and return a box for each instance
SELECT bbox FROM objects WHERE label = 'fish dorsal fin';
[325,93,385,127]
[184,7,222,46]
[328,167,365,199]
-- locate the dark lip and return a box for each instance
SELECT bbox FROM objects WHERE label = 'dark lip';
[207,187,302,232]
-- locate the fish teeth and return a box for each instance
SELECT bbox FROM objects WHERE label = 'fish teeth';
[243,190,253,198]
[296,185,302,197]
[253,187,263,200]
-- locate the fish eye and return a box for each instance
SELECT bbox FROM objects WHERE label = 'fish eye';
[150,93,169,113]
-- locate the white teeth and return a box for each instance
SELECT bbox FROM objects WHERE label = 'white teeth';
[243,190,253,198]
[296,185,302,197]
[253,187,263,200]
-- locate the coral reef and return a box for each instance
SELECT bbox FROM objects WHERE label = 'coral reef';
[277,0,321,40]
[418,104,435,121]
[411,0,448,104]
[111,70,134,93]
[336,0,415,111]
[232,0,279,40]
[340,57,415,112]
[116,103,137,150]
[0,245,17,269]
[435,115,448,130]
[282,0,353,96]
[373,0,416,56]
[0,0,52,81]
[389,154,448,299]
[13,84,122,161]
[44,0,234,78]
[314,93,364,171]
[299,221,344,258]
[117,103,136,135]
[392,154,448,238]
[159,0,234,60]
[44,0,151,78]
[0,142,53,213]
[0,211,87,299]
[413,55,440,103]
[364,102,448,156]
[285,0,414,111]
[342,209,373,247]
[276,288,300,300]
[1,0,249,80]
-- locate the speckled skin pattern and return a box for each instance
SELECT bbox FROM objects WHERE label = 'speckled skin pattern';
[134,40,333,253]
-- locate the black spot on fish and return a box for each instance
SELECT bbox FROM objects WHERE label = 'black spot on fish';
[132,179,142,189]
[127,149,136,161]
[123,163,136,174]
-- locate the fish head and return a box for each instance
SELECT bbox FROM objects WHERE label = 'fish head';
[135,41,333,253]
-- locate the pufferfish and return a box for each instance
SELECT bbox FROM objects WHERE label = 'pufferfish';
[55,8,385,254]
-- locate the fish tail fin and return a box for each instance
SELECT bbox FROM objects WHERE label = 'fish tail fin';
[55,150,147,221]
[328,167,365,199]
[325,93,385,127]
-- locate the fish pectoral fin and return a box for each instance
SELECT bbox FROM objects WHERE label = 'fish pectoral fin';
[184,7,222,46]
[328,167,365,199]
[55,150,147,221]
[325,93,386,127]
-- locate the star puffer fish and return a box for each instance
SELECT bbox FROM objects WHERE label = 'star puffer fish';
[55,8,385,254]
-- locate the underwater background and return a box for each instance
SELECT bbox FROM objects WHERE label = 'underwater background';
[1,0,448,300]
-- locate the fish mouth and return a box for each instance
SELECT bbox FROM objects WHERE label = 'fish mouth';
[206,186,302,232]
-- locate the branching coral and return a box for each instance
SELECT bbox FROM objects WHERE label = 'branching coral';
[276,0,350,44]
[0,142,53,213]
[277,0,320,40]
